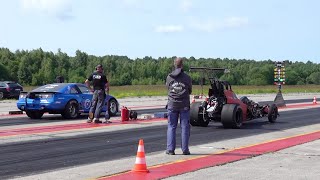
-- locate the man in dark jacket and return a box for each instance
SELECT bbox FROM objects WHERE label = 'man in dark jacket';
[165,57,192,155]
[85,64,111,124]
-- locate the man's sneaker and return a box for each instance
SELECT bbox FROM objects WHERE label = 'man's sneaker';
[87,117,93,123]
[182,151,191,155]
[165,150,175,155]
[93,118,102,123]
[104,120,112,124]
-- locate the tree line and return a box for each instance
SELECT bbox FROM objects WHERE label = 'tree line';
[0,47,320,86]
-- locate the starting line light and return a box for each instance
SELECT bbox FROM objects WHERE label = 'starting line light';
[275,61,285,67]
[274,61,286,84]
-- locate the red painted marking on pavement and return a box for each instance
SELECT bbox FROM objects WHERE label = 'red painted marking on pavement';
[99,131,320,180]
[0,118,167,137]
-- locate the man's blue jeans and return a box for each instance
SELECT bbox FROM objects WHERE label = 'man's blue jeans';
[104,100,110,120]
[89,90,105,119]
[167,107,190,153]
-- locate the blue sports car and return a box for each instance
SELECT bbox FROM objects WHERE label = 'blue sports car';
[17,83,119,119]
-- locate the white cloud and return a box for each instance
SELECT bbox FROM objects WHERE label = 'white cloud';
[190,19,219,33]
[224,17,249,28]
[21,0,73,20]
[154,25,184,33]
[189,16,249,32]
[180,0,193,12]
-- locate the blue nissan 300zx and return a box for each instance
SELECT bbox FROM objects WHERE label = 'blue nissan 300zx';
[17,83,119,119]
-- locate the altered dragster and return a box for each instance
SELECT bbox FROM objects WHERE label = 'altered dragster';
[190,67,279,128]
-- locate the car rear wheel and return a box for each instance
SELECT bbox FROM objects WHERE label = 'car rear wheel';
[26,111,44,119]
[268,104,278,123]
[190,102,209,127]
[221,104,243,129]
[62,100,79,119]
[108,98,118,116]
[0,92,4,99]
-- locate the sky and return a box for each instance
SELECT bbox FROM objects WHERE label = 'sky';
[0,0,319,63]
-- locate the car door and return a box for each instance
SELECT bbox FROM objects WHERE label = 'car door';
[76,84,93,113]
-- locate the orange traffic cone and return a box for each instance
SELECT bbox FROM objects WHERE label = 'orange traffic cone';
[313,96,317,104]
[132,139,149,173]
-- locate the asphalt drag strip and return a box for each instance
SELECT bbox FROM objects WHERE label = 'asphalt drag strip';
[5,103,319,180]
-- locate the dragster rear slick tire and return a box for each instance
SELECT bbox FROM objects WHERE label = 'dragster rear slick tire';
[190,102,210,127]
[268,103,278,123]
[221,104,243,129]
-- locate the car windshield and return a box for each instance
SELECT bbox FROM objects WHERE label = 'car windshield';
[7,82,22,87]
[32,83,68,92]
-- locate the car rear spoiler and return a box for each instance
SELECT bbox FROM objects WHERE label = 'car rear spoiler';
[20,91,58,99]
[20,91,59,94]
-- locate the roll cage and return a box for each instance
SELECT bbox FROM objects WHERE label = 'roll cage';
[189,67,231,97]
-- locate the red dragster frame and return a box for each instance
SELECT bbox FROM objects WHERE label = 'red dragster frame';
[190,67,279,128]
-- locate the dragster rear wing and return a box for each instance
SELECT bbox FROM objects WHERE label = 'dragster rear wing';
[189,67,231,95]
[189,67,230,74]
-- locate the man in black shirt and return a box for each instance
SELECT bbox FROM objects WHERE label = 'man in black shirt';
[85,64,111,123]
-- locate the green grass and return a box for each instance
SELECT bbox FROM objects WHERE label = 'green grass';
[109,85,167,98]
[23,85,320,99]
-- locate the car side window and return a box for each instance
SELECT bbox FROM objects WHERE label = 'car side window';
[78,85,91,94]
[70,87,79,94]
[65,85,80,94]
